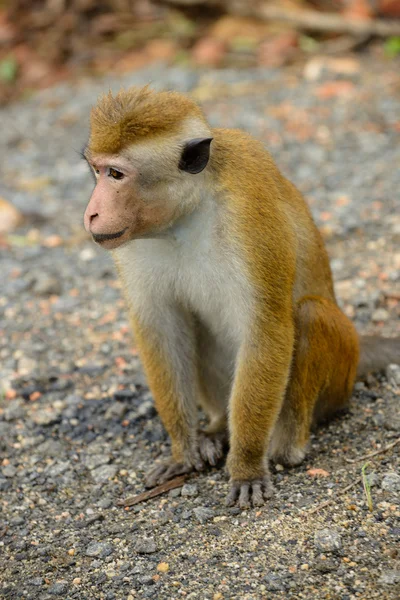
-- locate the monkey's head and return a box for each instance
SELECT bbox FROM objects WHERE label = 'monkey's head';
[83,86,213,249]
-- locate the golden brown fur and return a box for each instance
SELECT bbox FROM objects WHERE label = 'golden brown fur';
[89,86,206,155]
[84,86,399,508]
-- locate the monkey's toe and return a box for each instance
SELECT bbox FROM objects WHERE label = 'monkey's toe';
[145,460,193,488]
[198,433,225,466]
[225,476,274,509]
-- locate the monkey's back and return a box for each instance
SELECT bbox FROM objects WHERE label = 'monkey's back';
[211,128,336,305]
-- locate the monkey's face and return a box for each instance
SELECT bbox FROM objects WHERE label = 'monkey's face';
[83,136,213,250]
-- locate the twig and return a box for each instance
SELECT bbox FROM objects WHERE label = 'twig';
[117,475,187,507]
[305,478,361,515]
[344,438,400,464]
[232,5,400,37]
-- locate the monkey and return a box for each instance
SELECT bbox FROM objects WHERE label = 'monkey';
[82,85,399,508]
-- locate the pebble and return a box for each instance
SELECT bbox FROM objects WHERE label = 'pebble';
[2,465,17,478]
[381,472,400,493]
[104,402,128,420]
[83,453,111,470]
[366,472,379,487]
[85,541,114,558]
[371,308,389,322]
[314,529,342,553]
[32,274,62,296]
[4,401,25,422]
[32,410,61,426]
[193,507,214,523]
[48,580,69,595]
[135,537,158,554]
[386,363,400,386]
[91,464,118,483]
[378,570,400,585]
[97,497,113,509]
[181,483,198,497]
[29,577,44,586]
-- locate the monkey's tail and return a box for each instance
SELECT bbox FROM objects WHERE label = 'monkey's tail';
[357,335,400,378]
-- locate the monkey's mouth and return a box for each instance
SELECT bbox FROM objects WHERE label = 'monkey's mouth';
[92,228,127,243]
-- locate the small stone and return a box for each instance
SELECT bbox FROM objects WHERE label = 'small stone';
[169,487,181,498]
[91,464,118,483]
[181,483,198,497]
[193,507,214,523]
[135,537,157,554]
[29,577,44,586]
[372,308,389,322]
[97,497,113,509]
[4,400,24,421]
[381,472,400,493]
[314,556,339,573]
[32,410,61,426]
[105,402,128,420]
[378,570,400,585]
[48,580,69,595]
[32,274,62,296]
[264,573,286,591]
[314,528,342,552]
[386,364,400,386]
[138,575,154,585]
[366,472,379,487]
[157,562,169,573]
[83,454,111,471]
[85,541,114,558]
[2,464,17,478]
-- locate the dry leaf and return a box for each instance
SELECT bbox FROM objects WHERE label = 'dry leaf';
[0,197,24,233]
[307,468,330,477]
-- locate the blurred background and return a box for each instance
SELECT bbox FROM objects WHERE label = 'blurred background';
[1,0,400,105]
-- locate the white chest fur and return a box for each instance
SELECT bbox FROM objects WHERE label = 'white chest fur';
[113,199,252,352]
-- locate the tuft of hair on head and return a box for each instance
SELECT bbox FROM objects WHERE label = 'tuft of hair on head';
[88,85,206,155]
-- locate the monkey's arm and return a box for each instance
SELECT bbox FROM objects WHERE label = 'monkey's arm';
[226,316,295,509]
[130,307,204,486]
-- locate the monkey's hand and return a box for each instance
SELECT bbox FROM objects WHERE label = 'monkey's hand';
[198,431,226,467]
[225,476,275,509]
[145,447,205,488]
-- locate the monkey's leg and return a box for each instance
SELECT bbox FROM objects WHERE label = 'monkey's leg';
[226,322,294,508]
[269,296,359,466]
[197,327,231,466]
[130,308,204,488]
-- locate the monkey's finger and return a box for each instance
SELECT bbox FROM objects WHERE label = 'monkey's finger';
[145,463,170,488]
[238,483,251,509]
[262,477,275,500]
[251,483,264,507]
[199,436,219,466]
[225,483,240,507]
[163,462,193,483]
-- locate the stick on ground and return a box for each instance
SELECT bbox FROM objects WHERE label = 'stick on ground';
[117,475,187,507]
[344,438,400,464]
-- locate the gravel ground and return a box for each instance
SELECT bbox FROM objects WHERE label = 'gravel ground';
[1,57,400,600]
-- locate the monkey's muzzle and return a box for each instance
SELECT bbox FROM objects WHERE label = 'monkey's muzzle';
[92,228,127,243]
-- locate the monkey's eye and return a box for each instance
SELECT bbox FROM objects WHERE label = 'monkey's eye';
[109,168,124,180]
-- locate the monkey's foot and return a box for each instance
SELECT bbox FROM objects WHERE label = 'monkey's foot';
[145,453,204,488]
[225,476,275,509]
[270,444,307,467]
[198,432,226,467]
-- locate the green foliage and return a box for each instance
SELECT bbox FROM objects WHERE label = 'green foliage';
[385,37,400,58]
[361,462,373,512]
[0,56,18,83]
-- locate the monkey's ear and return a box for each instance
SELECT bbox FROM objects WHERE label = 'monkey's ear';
[178,137,213,174]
